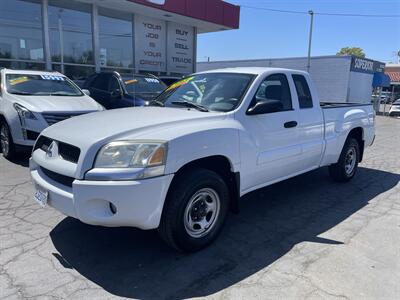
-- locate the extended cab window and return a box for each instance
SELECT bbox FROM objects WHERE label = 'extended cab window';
[254,73,292,112]
[292,74,313,108]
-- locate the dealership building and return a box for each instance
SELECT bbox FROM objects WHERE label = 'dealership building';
[0,0,239,79]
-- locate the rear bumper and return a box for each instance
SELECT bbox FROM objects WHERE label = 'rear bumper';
[30,159,174,230]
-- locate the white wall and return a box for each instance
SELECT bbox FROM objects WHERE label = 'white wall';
[347,72,374,103]
[197,56,353,102]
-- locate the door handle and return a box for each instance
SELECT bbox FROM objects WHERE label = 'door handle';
[284,121,298,128]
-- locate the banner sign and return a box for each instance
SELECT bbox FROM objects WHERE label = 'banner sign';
[134,15,166,72]
[350,57,385,74]
[167,22,194,74]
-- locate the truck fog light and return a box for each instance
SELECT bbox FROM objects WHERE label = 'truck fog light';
[109,202,117,215]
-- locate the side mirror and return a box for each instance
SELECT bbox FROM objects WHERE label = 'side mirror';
[247,98,283,115]
[110,89,122,99]
[82,89,90,96]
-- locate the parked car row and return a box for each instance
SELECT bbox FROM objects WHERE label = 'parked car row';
[0,68,174,158]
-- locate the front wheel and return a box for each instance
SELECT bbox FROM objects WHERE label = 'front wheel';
[0,121,16,160]
[329,138,360,182]
[158,168,230,252]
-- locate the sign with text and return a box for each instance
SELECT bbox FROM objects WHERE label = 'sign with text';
[135,15,166,72]
[350,57,385,74]
[167,22,194,74]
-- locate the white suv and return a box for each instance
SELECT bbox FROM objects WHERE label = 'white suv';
[0,69,103,159]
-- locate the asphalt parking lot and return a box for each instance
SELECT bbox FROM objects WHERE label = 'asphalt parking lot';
[1,116,399,300]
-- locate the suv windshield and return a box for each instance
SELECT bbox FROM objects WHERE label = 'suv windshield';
[6,74,83,96]
[122,75,166,96]
[154,73,255,112]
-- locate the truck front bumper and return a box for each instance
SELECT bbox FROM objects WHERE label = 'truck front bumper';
[30,160,174,230]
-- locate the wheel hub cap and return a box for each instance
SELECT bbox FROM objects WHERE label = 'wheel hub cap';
[184,188,220,238]
[344,146,356,175]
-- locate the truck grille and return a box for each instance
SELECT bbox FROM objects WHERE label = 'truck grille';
[42,112,89,125]
[34,136,81,164]
[40,167,74,188]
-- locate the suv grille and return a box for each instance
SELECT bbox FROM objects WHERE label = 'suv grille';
[42,112,89,125]
[40,167,74,187]
[34,136,81,164]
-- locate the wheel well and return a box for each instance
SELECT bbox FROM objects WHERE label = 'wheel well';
[168,156,240,213]
[347,127,364,162]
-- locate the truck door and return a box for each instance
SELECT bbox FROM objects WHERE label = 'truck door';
[239,73,303,192]
[291,74,324,170]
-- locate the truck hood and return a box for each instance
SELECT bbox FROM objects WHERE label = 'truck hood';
[7,94,102,113]
[41,107,227,149]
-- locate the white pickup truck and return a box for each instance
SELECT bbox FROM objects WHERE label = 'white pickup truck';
[30,68,375,252]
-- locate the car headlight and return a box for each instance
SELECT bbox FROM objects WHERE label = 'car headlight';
[13,103,37,120]
[94,141,167,178]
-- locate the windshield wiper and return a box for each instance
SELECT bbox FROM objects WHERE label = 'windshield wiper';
[150,100,165,107]
[48,91,75,96]
[171,101,209,112]
[8,91,33,96]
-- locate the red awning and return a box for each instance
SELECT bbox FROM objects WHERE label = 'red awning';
[129,0,240,29]
[386,72,400,83]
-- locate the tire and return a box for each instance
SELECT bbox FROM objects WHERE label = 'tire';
[158,168,230,252]
[329,137,360,182]
[0,121,16,160]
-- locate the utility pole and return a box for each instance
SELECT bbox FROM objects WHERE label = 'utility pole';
[307,10,314,73]
[58,9,64,74]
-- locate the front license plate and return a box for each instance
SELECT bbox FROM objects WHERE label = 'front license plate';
[34,189,48,207]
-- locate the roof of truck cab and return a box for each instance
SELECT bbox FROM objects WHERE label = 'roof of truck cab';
[2,69,64,76]
[196,67,309,76]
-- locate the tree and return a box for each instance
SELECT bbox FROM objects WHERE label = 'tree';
[336,47,366,58]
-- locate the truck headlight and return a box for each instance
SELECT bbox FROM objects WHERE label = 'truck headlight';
[94,141,167,178]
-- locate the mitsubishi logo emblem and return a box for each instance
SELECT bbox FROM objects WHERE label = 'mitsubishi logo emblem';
[46,141,57,158]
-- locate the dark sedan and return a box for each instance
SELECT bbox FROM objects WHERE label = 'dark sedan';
[83,72,166,109]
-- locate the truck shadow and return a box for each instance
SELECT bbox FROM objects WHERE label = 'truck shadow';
[2,152,31,168]
[50,166,399,299]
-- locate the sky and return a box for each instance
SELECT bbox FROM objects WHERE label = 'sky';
[197,0,400,63]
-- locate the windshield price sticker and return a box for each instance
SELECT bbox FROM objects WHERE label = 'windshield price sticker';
[125,79,138,85]
[41,75,65,81]
[166,76,194,91]
[144,78,160,83]
[9,76,29,86]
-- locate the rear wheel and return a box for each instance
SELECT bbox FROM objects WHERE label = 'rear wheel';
[329,138,360,182]
[158,168,230,252]
[0,121,16,160]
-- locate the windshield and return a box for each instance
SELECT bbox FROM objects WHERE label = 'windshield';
[6,74,83,96]
[154,73,255,112]
[122,76,166,96]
